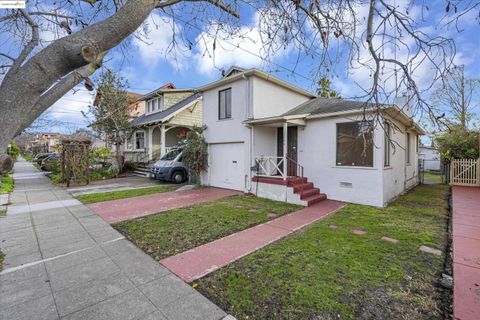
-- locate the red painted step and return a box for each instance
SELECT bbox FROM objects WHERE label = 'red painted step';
[299,188,320,199]
[305,193,327,206]
[293,182,314,193]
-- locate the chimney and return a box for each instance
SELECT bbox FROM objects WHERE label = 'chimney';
[395,93,414,118]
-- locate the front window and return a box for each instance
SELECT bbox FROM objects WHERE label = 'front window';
[219,88,232,120]
[336,121,374,167]
[384,122,391,167]
[147,97,163,113]
[135,132,145,149]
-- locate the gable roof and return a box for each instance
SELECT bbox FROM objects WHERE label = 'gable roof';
[140,83,194,101]
[198,68,316,98]
[129,93,202,127]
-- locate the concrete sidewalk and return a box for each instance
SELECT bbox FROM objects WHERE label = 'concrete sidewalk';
[161,199,345,282]
[0,158,227,320]
[452,186,480,320]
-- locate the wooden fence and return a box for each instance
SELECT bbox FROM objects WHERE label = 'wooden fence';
[450,159,480,187]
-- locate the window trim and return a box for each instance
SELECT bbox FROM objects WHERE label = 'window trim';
[406,132,411,165]
[147,96,163,114]
[384,122,391,167]
[135,131,145,150]
[335,121,374,168]
[218,88,232,120]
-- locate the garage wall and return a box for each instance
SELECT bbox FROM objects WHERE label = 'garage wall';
[201,78,251,191]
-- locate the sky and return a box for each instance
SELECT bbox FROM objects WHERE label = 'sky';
[4,0,479,136]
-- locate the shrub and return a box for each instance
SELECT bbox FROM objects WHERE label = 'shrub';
[182,127,208,184]
[435,126,479,162]
[7,141,20,161]
[122,161,135,172]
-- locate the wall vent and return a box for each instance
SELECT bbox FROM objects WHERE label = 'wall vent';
[339,182,353,188]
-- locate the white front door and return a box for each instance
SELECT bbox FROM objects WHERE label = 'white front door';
[209,143,245,191]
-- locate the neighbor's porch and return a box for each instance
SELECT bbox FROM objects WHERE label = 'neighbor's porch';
[124,124,191,164]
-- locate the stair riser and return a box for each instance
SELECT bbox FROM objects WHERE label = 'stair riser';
[293,183,314,193]
[300,189,320,199]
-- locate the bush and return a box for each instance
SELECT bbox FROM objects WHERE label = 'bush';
[435,126,479,162]
[50,174,64,184]
[89,166,118,181]
[122,161,135,172]
[7,141,20,161]
[182,127,208,184]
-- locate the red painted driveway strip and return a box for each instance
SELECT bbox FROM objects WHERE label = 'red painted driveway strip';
[88,187,241,223]
[160,199,345,283]
[452,186,480,320]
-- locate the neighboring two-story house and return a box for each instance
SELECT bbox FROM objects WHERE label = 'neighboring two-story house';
[199,67,424,207]
[125,83,202,163]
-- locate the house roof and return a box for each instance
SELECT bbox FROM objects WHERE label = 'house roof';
[282,97,383,116]
[245,96,426,134]
[197,68,316,98]
[129,93,202,127]
[140,83,195,101]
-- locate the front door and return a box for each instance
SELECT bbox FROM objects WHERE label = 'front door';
[277,126,298,176]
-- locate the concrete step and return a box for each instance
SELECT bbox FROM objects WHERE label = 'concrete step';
[305,193,327,206]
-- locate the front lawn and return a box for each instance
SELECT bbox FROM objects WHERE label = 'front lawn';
[0,175,14,194]
[196,185,450,319]
[114,195,300,260]
[75,184,180,203]
[0,250,4,271]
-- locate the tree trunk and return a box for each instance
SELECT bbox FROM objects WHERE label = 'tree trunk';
[0,0,156,154]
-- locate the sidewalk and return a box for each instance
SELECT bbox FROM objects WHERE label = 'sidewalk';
[452,186,480,320]
[88,187,241,223]
[161,199,345,282]
[0,158,226,320]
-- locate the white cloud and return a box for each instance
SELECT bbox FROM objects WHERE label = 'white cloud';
[132,13,191,70]
[193,11,293,75]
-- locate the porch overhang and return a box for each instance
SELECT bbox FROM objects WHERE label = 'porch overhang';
[243,114,309,127]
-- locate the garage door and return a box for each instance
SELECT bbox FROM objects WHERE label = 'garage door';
[209,143,245,191]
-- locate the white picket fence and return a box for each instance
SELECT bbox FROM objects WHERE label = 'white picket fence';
[450,159,480,186]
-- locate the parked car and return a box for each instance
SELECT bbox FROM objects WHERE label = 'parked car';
[40,154,61,171]
[34,153,54,165]
[150,148,188,183]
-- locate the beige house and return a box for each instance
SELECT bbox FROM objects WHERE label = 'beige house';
[125,84,202,163]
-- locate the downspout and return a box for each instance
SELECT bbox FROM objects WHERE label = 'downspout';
[245,74,253,192]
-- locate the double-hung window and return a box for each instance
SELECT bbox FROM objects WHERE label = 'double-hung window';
[336,121,374,167]
[218,88,232,120]
[135,132,145,149]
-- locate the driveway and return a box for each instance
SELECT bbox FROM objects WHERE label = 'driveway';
[67,176,160,197]
[0,158,227,320]
[452,186,480,320]
[88,188,242,224]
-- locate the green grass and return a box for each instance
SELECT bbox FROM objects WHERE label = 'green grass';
[22,153,34,162]
[75,184,181,204]
[0,175,14,194]
[423,172,443,183]
[0,250,4,271]
[196,185,450,320]
[114,195,301,260]
[0,209,5,216]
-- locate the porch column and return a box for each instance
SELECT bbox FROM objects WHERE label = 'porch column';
[160,124,166,156]
[283,121,288,180]
[148,127,153,160]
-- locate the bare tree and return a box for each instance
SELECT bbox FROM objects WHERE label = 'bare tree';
[431,65,479,130]
[0,0,238,172]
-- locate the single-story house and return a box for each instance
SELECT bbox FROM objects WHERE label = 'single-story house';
[419,145,441,171]
[125,83,202,163]
[199,67,425,207]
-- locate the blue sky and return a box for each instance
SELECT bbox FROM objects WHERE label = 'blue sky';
[18,0,479,135]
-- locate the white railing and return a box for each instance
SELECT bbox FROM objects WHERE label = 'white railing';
[450,159,480,186]
[255,156,285,178]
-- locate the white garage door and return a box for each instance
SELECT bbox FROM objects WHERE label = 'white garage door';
[209,143,245,191]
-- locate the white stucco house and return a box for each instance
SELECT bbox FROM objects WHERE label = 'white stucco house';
[199,67,425,207]
[419,145,441,171]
